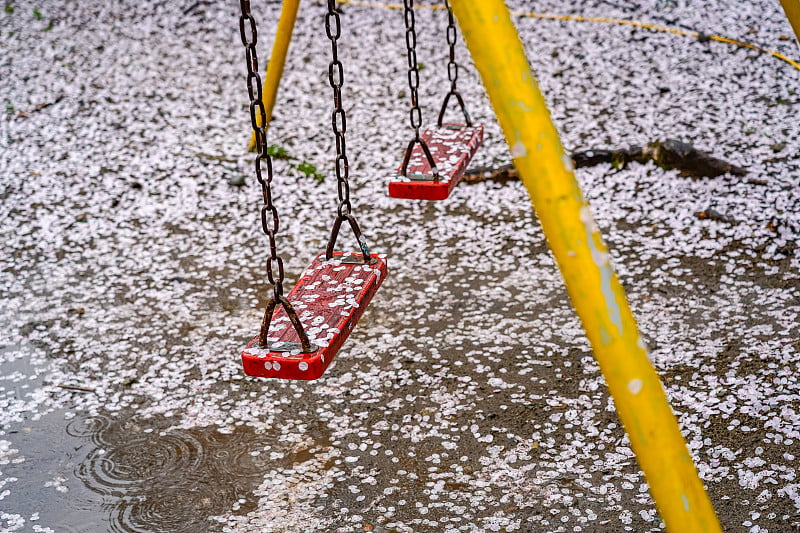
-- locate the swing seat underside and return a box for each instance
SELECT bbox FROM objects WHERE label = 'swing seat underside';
[388,124,484,201]
[241,252,387,381]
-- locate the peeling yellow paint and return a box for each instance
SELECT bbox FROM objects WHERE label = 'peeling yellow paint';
[510,140,527,158]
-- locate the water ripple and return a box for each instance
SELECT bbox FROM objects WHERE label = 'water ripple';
[66,415,111,438]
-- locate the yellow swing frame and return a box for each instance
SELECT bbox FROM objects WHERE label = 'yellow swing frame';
[241,0,800,529]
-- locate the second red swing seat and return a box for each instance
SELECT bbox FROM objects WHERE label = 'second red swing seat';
[388,123,484,201]
[241,252,388,380]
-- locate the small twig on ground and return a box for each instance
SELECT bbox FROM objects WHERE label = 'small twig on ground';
[196,152,237,163]
[696,208,737,225]
[57,384,96,393]
[183,1,210,15]
[16,95,65,119]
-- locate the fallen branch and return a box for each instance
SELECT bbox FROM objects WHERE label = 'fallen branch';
[462,163,517,185]
[464,139,748,184]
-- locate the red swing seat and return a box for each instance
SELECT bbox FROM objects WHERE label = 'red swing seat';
[388,123,483,201]
[241,252,387,380]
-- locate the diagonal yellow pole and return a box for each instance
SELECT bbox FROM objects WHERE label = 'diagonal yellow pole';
[449,1,722,531]
[780,0,800,46]
[248,0,301,151]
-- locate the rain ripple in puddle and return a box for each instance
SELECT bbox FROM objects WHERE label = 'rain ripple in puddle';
[71,414,279,532]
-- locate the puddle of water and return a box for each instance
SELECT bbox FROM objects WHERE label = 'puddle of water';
[0,410,102,532]
[71,414,282,532]
[0,346,40,410]
[1,395,310,532]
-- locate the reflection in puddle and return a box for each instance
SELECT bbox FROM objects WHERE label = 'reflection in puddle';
[71,414,278,533]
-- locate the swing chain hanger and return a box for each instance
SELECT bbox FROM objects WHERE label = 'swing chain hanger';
[238,0,314,352]
[445,1,459,93]
[238,0,285,301]
[325,1,351,218]
[324,0,373,264]
[403,0,423,140]
[400,0,439,178]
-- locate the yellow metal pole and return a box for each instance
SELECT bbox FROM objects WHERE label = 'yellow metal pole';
[780,0,800,45]
[248,0,301,151]
[448,1,722,531]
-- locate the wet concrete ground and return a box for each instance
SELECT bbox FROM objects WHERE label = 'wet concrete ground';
[1,0,799,531]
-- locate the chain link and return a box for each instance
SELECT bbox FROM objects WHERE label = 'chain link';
[239,0,314,352]
[400,0,439,178]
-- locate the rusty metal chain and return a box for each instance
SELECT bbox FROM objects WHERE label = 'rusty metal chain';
[238,0,313,352]
[403,0,423,139]
[437,0,472,127]
[400,0,439,178]
[324,0,372,263]
[445,1,459,95]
